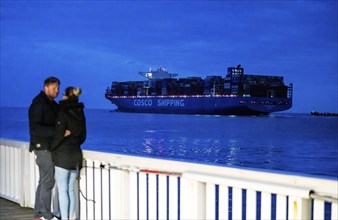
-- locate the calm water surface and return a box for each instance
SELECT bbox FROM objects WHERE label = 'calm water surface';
[1,107,337,178]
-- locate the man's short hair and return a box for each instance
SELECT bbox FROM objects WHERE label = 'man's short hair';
[44,77,60,86]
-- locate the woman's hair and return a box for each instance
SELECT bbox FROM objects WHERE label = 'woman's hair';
[64,87,82,99]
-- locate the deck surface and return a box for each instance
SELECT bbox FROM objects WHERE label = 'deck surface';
[0,197,33,220]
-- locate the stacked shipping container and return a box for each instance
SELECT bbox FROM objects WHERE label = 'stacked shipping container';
[108,66,289,98]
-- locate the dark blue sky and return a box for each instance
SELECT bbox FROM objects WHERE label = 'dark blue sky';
[1,1,337,113]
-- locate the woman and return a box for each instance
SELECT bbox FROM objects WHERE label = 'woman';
[51,87,86,220]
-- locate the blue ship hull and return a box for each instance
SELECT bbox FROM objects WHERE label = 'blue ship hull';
[105,95,292,115]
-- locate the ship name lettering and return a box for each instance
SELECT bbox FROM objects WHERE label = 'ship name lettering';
[133,99,153,106]
[157,99,185,107]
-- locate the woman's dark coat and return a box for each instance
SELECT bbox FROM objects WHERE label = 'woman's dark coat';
[50,98,86,170]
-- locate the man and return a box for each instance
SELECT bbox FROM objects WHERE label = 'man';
[29,77,68,220]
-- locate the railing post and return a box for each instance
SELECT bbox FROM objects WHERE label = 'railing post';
[157,174,168,219]
[261,192,271,219]
[181,178,206,219]
[205,183,216,219]
[138,172,147,219]
[120,169,131,219]
[128,171,138,219]
[246,189,257,219]
[276,194,287,219]
[288,196,311,219]
[332,202,338,219]
[168,175,179,220]
[22,145,37,208]
[218,185,229,220]
[148,173,157,220]
[232,187,242,219]
[313,199,325,219]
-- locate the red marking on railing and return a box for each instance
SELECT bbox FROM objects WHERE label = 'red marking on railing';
[139,169,181,176]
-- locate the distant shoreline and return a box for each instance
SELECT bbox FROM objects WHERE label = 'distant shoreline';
[311,111,338,117]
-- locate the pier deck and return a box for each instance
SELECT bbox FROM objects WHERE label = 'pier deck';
[0,197,33,220]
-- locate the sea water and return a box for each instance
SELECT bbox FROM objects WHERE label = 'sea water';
[1,107,337,178]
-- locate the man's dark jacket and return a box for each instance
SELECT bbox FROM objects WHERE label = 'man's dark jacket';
[50,99,86,170]
[29,91,59,152]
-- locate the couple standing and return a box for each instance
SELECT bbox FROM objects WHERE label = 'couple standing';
[29,77,86,220]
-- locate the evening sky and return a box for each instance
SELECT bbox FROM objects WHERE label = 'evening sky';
[1,0,337,113]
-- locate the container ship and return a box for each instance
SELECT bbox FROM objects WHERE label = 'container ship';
[105,65,293,115]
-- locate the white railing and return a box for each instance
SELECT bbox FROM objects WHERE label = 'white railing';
[0,139,38,207]
[1,138,337,219]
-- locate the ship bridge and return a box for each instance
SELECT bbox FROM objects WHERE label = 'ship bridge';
[139,67,178,79]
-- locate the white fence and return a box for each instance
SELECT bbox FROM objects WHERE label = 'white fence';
[1,138,337,219]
